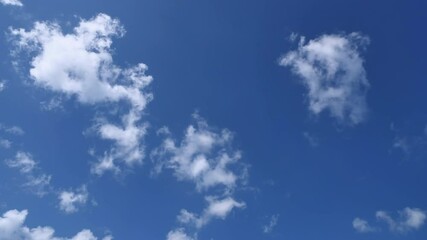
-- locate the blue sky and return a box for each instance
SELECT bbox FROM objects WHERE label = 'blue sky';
[0,0,427,239]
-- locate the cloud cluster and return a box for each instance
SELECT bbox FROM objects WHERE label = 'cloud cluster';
[152,114,248,239]
[0,209,112,240]
[353,207,426,234]
[280,33,370,125]
[10,13,153,175]
[0,0,22,7]
[5,151,52,197]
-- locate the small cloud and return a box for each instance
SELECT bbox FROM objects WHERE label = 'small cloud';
[352,218,376,233]
[5,151,52,197]
[58,185,89,214]
[280,32,370,125]
[151,114,247,193]
[167,228,194,240]
[0,209,112,239]
[0,0,23,7]
[0,139,12,148]
[0,81,6,92]
[263,214,279,233]
[177,196,246,229]
[5,152,36,173]
[5,126,25,136]
[40,97,64,111]
[376,208,426,233]
[0,124,25,136]
[303,132,319,147]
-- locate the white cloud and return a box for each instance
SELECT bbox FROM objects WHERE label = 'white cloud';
[58,185,89,214]
[0,209,111,240]
[0,138,12,148]
[0,124,25,135]
[280,33,370,125]
[152,114,246,192]
[352,218,375,233]
[302,132,318,147]
[263,214,279,233]
[166,228,194,240]
[5,151,51,197]
[11,13,153,175]
[177,196,245,229]
[5,151,36,173]
[0,0,23,7]
[376,207,426,233]
[0,81,6,92]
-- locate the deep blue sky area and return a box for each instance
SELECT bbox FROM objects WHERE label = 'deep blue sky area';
[1,0,427,240]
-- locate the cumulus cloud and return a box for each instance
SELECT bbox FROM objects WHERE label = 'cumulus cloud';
[10,13,153,175]
[5,151,51,196]
[376,208,426,233]
[177,196,245,229]
[0,209,111,240]
[166,228,194,240]
[59,185,89,214]
[152,114,247,192]
[352,218,375,233]
[280,33,370,125]
[0,0,23,7]
[263,214,279,233]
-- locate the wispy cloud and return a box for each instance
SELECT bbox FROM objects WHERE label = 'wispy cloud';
[280,33,370,125]
[5,151,51,197]
[263,214,279,233]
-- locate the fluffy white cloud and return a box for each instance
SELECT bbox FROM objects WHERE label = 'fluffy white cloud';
[177,196,245,229]
[166,228,194,240]
[376,207,426,233]
[152,114,246,192]
[263,214,279,233]
[11,13,153,175]
[59,185,89,214]
[5,152,51,197]
[280,33,370,125]
[0,209,111,240]
[352,218,375,233]
[0,0,22,6]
